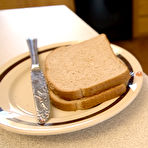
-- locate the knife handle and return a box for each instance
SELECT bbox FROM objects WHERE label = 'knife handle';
[27,38,39,65]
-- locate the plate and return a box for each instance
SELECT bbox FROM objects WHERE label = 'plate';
[0,42,143,135]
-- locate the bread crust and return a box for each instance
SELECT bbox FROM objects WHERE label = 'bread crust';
[46,68,130,100]
[45,34,131,100]
[81,69,130,97]
[50,84,126,111]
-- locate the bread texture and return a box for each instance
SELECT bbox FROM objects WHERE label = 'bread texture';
[45,34,130,100]
[50,84,126,111]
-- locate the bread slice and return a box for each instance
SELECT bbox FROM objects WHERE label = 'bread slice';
[45,34,130,100]
[50,84,126,111]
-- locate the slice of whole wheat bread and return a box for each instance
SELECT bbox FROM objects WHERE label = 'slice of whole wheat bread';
[45,34,130,100]
[50,84,126,111]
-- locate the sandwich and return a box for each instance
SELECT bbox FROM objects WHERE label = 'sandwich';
[45,34,130,111]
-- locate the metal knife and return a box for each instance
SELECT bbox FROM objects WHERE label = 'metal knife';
[27,38,50,125]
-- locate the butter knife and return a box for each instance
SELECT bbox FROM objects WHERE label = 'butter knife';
[27,38,50,125]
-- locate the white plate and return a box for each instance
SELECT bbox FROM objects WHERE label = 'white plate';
[0,43,143,135]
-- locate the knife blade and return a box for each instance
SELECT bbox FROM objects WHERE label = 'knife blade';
[27,38,50,125]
